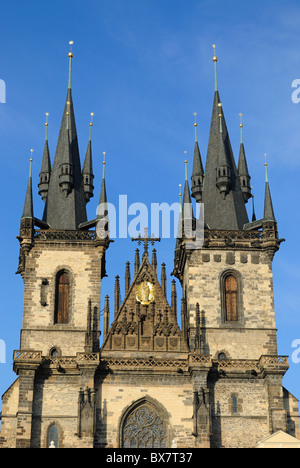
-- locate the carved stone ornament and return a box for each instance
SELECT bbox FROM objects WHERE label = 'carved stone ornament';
[136,281,155,305]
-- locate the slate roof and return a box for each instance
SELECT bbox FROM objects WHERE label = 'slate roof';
[42,88,87,229]
[201,91,249,230]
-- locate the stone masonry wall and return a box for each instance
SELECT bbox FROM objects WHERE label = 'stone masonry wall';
[95,371,195,448]
[183,248,278,359]
[20,240,104,356]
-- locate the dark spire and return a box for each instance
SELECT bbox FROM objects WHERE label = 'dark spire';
[38,113,52,202]
[237,115,252,203]
[182,158,194,222]
[22,151,34,219]
[99,152,108,206]
[96,152,110,238]
[201,47,249,230]
[42,42,87,230]
[264,157,276,221]
[191,113,204,203]
[82,113,95,203]
[216,103,232,198]
[58,101,74,197]
[175,184,183,251]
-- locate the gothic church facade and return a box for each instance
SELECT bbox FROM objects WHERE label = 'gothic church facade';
[0,46,299,449]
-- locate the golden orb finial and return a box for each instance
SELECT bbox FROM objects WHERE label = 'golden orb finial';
[90,112,94,127]
[264,153,268,167]
[218,102,223,118]
[69,40,74,58]
[212,44,218,62]
[193,112,197,127]
[45,112,49,127]
[239,113,243,128]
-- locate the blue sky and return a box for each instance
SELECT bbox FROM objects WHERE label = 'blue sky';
[0,0,300,413]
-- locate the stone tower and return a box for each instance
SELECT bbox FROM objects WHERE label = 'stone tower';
[0,45,110,448]
[0,44,299,449]
[172,47,299,446]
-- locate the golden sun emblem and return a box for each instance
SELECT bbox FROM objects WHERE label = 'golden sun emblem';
[136,281,155,305]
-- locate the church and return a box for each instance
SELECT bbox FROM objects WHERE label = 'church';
[0,43,299,449]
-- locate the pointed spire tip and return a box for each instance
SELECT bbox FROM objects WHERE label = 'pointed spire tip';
[239,113,243,144]
[68,41,74,89]
[193,112,198,142]
[212,44,218,91]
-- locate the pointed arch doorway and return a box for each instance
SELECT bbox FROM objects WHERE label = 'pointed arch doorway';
[120,397,170,448]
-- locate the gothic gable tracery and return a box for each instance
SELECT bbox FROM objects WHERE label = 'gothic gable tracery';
[101,248,188,354]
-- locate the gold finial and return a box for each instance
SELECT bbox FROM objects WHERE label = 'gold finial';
[30,148,33,162]
[193,113,198,142]
[45,113,49,139]
[69,40,74,58]
[212,44,218,62]
[102,152,106,179]
[193,112,197,127]
[66,100,70,116]
[218,102,223,118]
[239,113,243,128]
[184,153,188,181]
[264,154,269,183]
[218,103,223,133]
[179,183,182,213]
[90,112,94,127]
[88,113,94,140]
[239,113,244,143]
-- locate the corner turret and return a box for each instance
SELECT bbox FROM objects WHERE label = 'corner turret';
[38,113,52,202]
[191,113,204,202]
[237,114,252,203]
[82,113,95,203]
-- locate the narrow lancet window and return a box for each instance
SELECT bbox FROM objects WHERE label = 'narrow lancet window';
[48,424,59,448]
[54,270,70,324]
[225,275,238,321]
[232,394,238,414]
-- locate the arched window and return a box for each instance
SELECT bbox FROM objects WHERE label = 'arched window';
[220,270,243,324]
[49,347,61,358]
[54,270,70,324]
[121,403,168,448]
[48,424,59,448]
[218,352,227,361]
[225,275,238,321]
